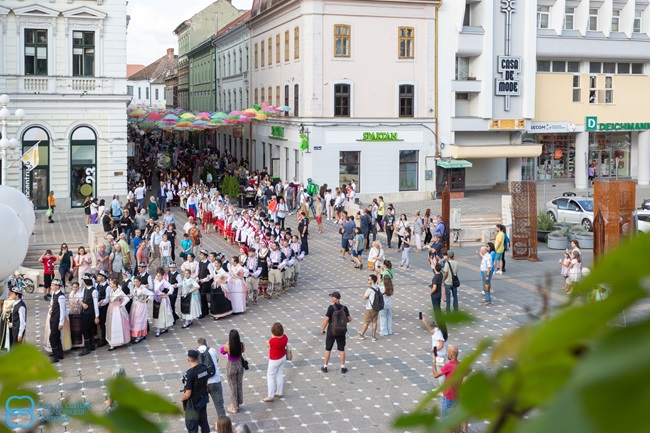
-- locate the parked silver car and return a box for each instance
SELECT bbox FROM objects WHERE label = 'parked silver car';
[545,196,594,231]
[637,210,650,234]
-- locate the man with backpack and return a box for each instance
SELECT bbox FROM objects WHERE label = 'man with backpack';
[320,291,352,374]
[196,337,225,417]
[356,274,383,342]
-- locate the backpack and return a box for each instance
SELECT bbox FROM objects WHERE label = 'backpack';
[371,286,384,312]
[330,304,348,336]
[307,183,319,195]
[441,223,450,242]
[199,349,217,378]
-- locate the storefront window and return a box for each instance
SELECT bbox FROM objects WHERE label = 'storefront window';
[22,126,50,209]
[70,126,97,207]
[339,151,360,192]
[538,134,576,180]
[589,132,631,178]
[399,150,418,191]
[521,157,536,181]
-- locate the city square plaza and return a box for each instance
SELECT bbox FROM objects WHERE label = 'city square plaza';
[15,183,650,433]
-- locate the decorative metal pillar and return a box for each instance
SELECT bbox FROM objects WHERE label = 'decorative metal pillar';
[510,181,540,261]
[442,184,450,252]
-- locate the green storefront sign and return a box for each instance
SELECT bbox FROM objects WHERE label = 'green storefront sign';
[269,126,287,140]
[357,132,403,142]
[586,116,650,132]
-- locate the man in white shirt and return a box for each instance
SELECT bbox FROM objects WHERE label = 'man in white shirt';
[197,337,225,416]
[356,274,380,341]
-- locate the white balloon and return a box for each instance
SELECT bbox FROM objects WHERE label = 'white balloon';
[581,267,590,276]
[0,185,35,235]
[0,203,29,281]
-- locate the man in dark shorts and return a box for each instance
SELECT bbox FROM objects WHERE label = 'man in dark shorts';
[320,291,352,374]
[180,349,210,433]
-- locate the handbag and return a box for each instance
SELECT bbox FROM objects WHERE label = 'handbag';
[241,354,250,370]
[448,263,461,288]
[46,208,53,217]
[286,346,293,361]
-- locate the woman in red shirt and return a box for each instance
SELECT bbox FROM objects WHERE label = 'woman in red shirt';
[262,322,288,402]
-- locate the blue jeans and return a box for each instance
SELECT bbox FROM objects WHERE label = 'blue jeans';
[137,198,144,211]
[59,266,71,283]
[441,396,456,418]
[207,382,226,417]
[444,284,458,312]
[480,271,492,303]
[379,307,392,335]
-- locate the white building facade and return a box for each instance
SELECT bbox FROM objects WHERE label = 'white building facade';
[248,0,438,202]
[0,1,129,209]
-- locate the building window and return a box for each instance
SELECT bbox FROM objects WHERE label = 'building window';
[552,61,566,73]
[276,86,280,107]
[268,87,272,104]
[568,61,580,73]
[276,34,280,64]
[138,87,141,99]
[589,62,602,74]
[268,38,272,65]
[572,75,581,102]
[146,87,149,100]
[618,63,630,74]
[398,27,414,59]
[294,27,300,59]
[285,30,290,61]
[155,88,159,101]
[537,60,551,72]
[72,31,95,76]
[295,149,300,179]
[456,57,470,79]
[603,62,616,74]
[284,85,289,114]
[22,127,51,209]
[537,6,550,29]
[632,63,644,74]
[261,88,265,103]
[127,85,133,96]
[339,151,359,192]
[261,42,265,67]
[399,84,414,117]
[294,84,299,116]
[254,43,258,68]
[463,5,471,26]
[334,83,351,117]
[399,150,418,191]
[255,88,258,104]
[589,76,597,103]
[634,10,642,33]
[24,29,48,75]
[612,10,620,32]
[589,8,598,31]
[334,25,351,57]
[605,76,613,103]
[70,126,97,208]
[564,6,575,30]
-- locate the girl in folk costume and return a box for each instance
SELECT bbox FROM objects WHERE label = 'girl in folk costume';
[150,269,175,337]
[179,187,188,211]
[187,191,198,219]
[196,196,206,227]
[165,181,174,208]
[245,248,263,305]
[227,256,247,313]
[280,238,295,294]
[290,235,304,287]
[130,276,153,343]
[68,282,85,348]
[210,259,233,320]
[106,278,131,351]
[202,197,214,233]
[180,268,201,328]
[257,240,270,298]
[238,246,249,270]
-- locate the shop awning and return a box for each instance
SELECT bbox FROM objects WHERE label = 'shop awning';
[437,159,473,169]
[449,144,543,159]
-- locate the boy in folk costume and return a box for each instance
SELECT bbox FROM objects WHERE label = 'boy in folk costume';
[243,248,262,305]
[280,238,294,294]
[290,235,304,287]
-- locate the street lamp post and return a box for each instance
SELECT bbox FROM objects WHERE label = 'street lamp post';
[0,94,26,186]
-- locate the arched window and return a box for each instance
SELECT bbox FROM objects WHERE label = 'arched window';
[70,126,97,207]
[22,126,50,209]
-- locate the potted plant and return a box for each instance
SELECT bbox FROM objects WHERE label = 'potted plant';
[569,224,586,241]
[576,231,594,249]
[537,211,554,242]
[547,229,570,249]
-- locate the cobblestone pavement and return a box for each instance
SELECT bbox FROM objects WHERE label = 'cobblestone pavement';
[16,188,648,433]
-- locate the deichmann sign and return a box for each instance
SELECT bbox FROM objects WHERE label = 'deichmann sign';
[586,116,650,131]
[357,132,403,142]
[269,126,287,140]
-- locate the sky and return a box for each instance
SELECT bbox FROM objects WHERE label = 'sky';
[126,0,253,66]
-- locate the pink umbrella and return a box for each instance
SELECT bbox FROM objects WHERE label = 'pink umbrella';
[147,112,164,121]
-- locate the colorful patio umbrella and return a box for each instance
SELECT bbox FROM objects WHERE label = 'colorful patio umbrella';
[277,105,292,112]
[180,112,196,120]
[130,108,147,118]
[195,112,211,120]
[238,116,251,123]
[146,112,164,121]
[254,113,268,121]
[252,104,262,111]
[229,110,242,116]
[212,112,228,119]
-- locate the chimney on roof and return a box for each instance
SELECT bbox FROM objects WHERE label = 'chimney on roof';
[167,48,174,58]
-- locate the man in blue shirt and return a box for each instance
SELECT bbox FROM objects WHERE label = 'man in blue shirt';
[434,215,446,238]
[340,215,356,260]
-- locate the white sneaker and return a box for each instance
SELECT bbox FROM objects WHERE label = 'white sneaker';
[496,270,502,275]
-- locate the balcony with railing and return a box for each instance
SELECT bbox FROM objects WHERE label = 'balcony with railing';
[0,76,125,95]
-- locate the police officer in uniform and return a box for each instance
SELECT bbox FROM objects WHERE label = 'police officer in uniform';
[49,279,67,363]
[79,273,99,356]
[168,262,182,323]
[95,270,110,347]
[180,349,210,433]
[197,250,213,318]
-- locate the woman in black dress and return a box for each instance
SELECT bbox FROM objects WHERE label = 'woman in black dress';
[164,224,177,261]
[210,260,233,320]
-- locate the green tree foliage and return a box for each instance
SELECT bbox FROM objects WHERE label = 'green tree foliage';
[221,174,241,199]
[0,345,180,433]
[395,233,650,433]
